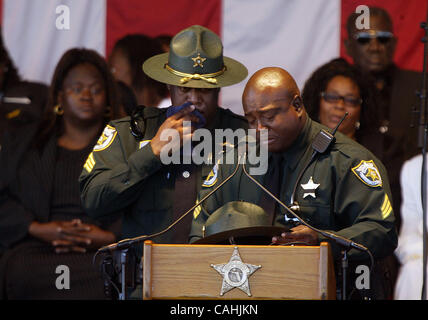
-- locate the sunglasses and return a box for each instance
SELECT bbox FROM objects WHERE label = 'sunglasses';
[321,92,362,107]
[354,30,394,45]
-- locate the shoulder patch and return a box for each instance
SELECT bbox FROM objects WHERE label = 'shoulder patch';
[351,160,382,188]
[139,139,151,149]
[94,125,117,152]
[202,162,219,188]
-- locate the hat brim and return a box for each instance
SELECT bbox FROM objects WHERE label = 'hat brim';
[192,226,289,245]
[143,53,248,88]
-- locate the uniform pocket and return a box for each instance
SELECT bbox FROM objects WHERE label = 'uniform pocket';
[297,203,333,230]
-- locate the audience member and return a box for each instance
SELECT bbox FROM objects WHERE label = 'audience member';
[303,58,382,157]
[0,29,48,145]
[394,153,428,299]
[155,34,173,52]
[345,6,422,230]
[116,80,138,117]
[0,48,122,299]
[108,34,170,108]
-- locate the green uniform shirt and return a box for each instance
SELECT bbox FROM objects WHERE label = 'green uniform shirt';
[190,117,398,261]
[79,106,248,244]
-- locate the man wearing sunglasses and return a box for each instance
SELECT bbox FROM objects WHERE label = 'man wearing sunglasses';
[345,6,423,299]
[345,7,422,228]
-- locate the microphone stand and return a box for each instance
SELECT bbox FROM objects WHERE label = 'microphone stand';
[419,19,428,301]
[95,152,244,300]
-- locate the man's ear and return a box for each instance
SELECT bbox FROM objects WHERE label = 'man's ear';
[293,95,303,110]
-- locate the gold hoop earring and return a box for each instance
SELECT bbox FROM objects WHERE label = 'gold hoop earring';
[54,104,64,115]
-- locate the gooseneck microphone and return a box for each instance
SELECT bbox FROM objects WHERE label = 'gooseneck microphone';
[96,151,245,253]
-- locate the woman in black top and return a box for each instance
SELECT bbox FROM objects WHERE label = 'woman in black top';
[0,48,122,299]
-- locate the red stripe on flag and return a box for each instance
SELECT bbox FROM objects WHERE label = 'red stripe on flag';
[340,0,427,72]
[106,0,221,58]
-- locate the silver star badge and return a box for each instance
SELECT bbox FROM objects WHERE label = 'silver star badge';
[300,176,320,199]
[211,247,261,296]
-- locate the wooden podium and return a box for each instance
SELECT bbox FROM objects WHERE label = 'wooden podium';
[142,240,336,300]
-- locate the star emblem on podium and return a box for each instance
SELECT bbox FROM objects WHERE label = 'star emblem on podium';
[211,247,261,296]
[300,176,320,199]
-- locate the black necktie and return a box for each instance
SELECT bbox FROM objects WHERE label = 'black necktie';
[258,153,283,224]
[172,162,197,243]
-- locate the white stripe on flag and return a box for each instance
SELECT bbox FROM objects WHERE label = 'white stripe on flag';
[3,0,106,85]
[221,0,341,115]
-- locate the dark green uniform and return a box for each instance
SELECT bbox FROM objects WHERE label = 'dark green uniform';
[190,117,398,261]
[79,106,248,244]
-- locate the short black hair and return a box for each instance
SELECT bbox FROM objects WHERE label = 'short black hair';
[111,34,168,98]
[302,58,381,138]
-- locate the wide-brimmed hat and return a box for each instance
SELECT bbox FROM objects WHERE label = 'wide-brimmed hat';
[143,25,248,88]
[193,201,288,245]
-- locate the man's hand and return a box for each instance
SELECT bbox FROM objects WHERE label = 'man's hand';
[271,224,319,245]
[150,104,200,157]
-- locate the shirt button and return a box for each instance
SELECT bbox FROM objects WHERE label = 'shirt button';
[182,171,190,178]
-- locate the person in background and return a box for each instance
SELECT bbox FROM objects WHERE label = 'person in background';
[108,34,170,108]
[0,29,48,146]
[302,58,382,157]
[116,80,137,117]
[155,34,172,52]
[0,48,122,299]
[394,153,428,300]
[345,6,422,231]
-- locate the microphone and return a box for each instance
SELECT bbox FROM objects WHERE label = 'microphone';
[97,145,247,253]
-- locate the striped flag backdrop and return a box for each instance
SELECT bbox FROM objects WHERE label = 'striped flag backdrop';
[2,0,426,115]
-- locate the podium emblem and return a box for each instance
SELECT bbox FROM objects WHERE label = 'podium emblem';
[211,247,261,296]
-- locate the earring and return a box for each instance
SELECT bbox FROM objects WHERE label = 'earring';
[355,121,360,130]
[53,104,64,115]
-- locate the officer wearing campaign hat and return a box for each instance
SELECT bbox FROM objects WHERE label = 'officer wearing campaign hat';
[79,25,249,248]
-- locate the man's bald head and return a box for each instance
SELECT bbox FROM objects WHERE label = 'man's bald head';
[242,67,306,153]
[243,67,300,100]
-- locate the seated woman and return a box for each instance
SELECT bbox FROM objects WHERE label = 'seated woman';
[302,58,382,157]
[0,48,122,299]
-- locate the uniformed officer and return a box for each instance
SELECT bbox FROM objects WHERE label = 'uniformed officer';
[190,67,398,298]
[79,25,248,246]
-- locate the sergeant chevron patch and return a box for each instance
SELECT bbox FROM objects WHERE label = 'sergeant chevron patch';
[83,152,95,173]
[381,194,392,219]
[351,160,382,188]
